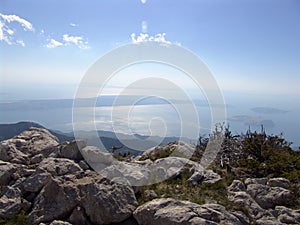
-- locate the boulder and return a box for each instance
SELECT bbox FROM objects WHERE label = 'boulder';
[141,141,195,160]
[244,177,268,186]
[3,127,59,157]
[0,142,29,164]
[22,169,51,193]
[79,172,137,224]
[82,143,220,187]
[231,211,250,225]
[255,218,283,225]
[187,168,221,185]
[111,217,139,225]
[31,153,44,164]
[228,190,265,218]
[59,140,86,160]
[228,180,246,192]
[228,178,298,223]
[247,184,294,209]
[78,160,90,170]
[0,160,18,185]
[143,190,158,201]
[268,177,291,189]
[101,161,152,186]
[81,146,114,171]
[50,221,73,225]
[133,198,243,225]
[28,171,137,225]
[38,157,82,176]
[28,177,79,224]
[0,128,60,165]
[68,206,91,225]
[274,206,300,224]
[0,186,22,219]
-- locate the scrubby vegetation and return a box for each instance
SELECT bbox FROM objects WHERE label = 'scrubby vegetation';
[137,124,300,211]
[201,125,300,183]
[0,211,27,225]
[137,169,252,220]
[139,170,227,203]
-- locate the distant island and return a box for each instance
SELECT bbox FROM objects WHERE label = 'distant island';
[0,123,300,224]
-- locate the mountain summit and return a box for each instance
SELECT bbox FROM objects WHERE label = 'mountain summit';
[0,127,299,224]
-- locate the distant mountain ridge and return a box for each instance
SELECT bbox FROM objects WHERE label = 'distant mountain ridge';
[0,122,191,156]
[0,121,73,143]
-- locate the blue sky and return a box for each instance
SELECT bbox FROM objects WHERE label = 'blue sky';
[0,0,300,100]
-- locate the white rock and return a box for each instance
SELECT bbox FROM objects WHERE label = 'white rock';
[134,198,243,225]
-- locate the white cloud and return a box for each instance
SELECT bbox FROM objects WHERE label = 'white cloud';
[6,28,14,35]
[0,13,33,31]
[46,38,63,48]
[0,13,34,46]
[0,20,12,45]
[70,23,78,27]
[141,21,147,33]
[45,35,89,49]
[131,32,172,45]
[16,40,25,47]
[0,21,5,40]
[63,34,82,45]
[62,34,89,49]
[0,13,89,50]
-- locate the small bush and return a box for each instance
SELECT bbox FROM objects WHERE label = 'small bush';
[0,211,27,225]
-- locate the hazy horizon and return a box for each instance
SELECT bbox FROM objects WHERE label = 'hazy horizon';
[1,0,299,148]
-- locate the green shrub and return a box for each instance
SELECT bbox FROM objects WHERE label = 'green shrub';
[0,211,27,225]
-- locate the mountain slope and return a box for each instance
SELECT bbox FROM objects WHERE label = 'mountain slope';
[0,121,73,142]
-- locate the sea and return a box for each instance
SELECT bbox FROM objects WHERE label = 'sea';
[0,92,299,149]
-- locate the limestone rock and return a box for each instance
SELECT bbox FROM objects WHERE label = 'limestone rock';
[0,160,18,185]
[0,128,59,165]
[83,143,220,187]
[81,146,114,171]
[228,180,246,192]
[111,217,139,225]
[31,153,44,164]
[68,206,91,225]
[3,127,59,157]
[274,206,300,224]
[38,157,82,176]
[141,141,195,160]
[59,140,86,160]
[50,221,73,225]
[247,183,294,209]
[28,177,79,224]
[231,211,250,225]
[228,190,265,218]
[133,198,243,225]
[80,173,137,224]
[143,190,158,201]
[102,161,152,186]
[255,218,283,225]
[0,142,29,164]
[187,168,221,185]
[244,177,268,186]
[0,186,22,219]
[268,177,291,189]
[28,171,137,225]
[22,170,51,193]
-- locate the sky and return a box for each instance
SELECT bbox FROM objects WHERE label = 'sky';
[0,0,300,101]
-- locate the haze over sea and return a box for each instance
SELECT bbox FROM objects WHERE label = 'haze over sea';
[0,87,299,149]
[1,1,299,149]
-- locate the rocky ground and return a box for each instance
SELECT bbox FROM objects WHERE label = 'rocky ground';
[0,127,300,225]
